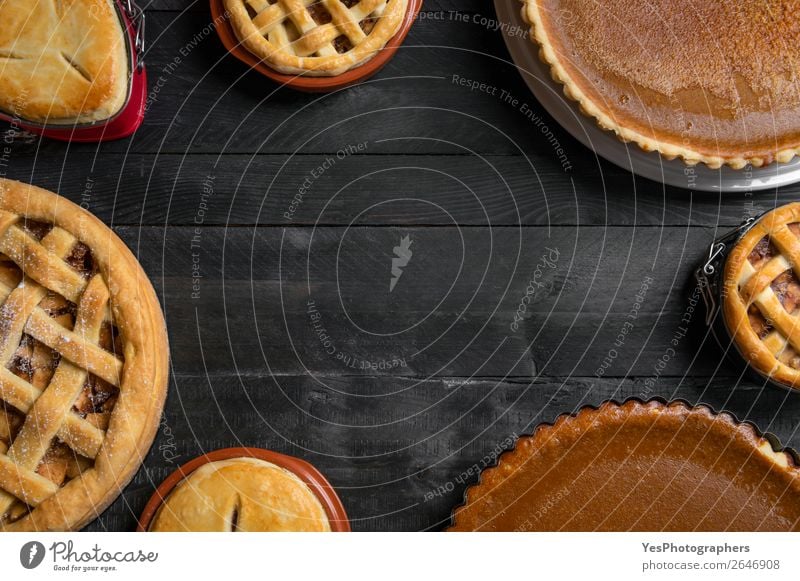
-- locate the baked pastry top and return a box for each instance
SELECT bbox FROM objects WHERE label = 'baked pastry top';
[724,203,800,388]
[0,0,129,124]
[522,0,800,169]
[450,400,800,531]
[0,179,168,531]
[224,0,408,76]
[150,458,332,532]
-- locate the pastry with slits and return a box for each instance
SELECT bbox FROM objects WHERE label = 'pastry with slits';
[724,203,800,388]
[0,0,129,124]
[223,0,408,76]
[149,458,331,532]
[0,178,168,531]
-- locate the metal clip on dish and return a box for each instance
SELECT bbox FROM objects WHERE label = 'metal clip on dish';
[123,0,146,71]
[695,217,756,326]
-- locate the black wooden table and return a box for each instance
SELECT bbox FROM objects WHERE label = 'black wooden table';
[4,0,800,532]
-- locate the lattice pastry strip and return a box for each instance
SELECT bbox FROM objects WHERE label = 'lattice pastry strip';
[0,224,110,459]
[0,217,118,518]
[0,219,117,516]
[227,0,408,76]
[0,223,87,304]
[0,369,105,458]
[0,275,109,514]
[737,247,800,354]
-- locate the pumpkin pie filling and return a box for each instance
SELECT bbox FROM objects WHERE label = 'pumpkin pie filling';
[450,401,800,531]
[523,0,800,167]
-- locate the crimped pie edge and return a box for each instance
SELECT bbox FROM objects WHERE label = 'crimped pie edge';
[448,398,800,531]
[519,0,800,170]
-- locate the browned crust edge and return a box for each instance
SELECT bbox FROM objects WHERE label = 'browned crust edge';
[0,178,169,532]
[520,0,800,170]
[723,203,800,389]
[448,398,800,531]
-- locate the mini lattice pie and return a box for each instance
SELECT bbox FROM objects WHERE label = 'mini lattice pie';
[521,0,800,168]
[0,179,168,531]
[224,0,408,76]
[0,0,129,125]
[724,204,800,388]
[150,458,331,532]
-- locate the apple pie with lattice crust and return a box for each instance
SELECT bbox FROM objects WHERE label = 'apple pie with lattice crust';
[724,203,800,389]
[224,0,408,76]
[0,179,168,531]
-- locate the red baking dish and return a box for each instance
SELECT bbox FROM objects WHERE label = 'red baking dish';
[210,0,422,92]
[137,447,351,532]
[0,0,147,142]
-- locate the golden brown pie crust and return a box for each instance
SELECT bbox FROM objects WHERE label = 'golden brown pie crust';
[521,0,800,169]
[0,179,169,531]
[450,400,800,531]
[723,203,800,388]
[0,0,129,125]
[224,0,409,76]
[150,458,332,532]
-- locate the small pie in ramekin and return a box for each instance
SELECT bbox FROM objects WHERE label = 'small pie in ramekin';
[223,0,409,76]
[150,457,332,532]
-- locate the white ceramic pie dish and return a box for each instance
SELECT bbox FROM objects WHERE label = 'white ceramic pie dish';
[494,0,800,193]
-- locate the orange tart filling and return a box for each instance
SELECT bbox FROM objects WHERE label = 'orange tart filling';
[522,0,800,168]
[450,401,800,531]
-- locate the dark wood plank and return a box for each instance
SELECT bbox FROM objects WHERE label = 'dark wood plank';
[87,375,800,532]
[4,154,799,227]
[112,224,765,381]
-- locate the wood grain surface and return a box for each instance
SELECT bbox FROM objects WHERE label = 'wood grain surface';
[2,0,798,532]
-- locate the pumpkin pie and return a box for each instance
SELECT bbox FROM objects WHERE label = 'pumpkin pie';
[521,0,800,168]
[450,400,800,531]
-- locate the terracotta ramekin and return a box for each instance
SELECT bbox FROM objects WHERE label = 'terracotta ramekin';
[210,0,422,92]
[137,447,350,532]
